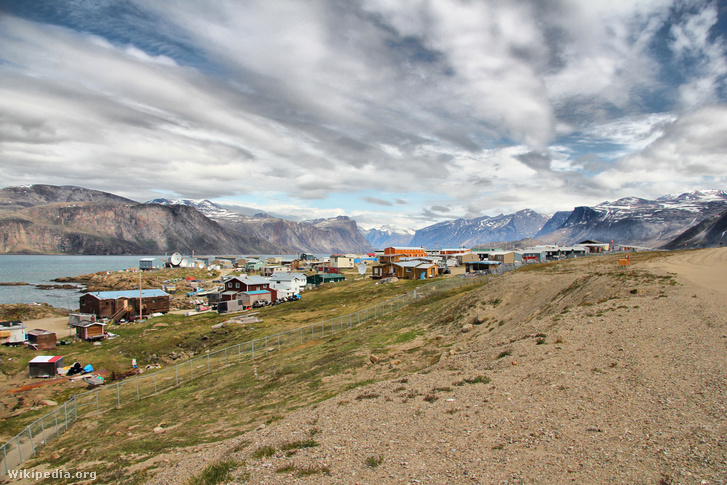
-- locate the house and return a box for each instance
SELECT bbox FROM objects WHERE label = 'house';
[517,249,547,264]
[379,247,427,264]
[268,273,307,294]
[392,260,439,280]
[223,276,270,293]
[0,321,26,345]
[330,255,355,269]
[27,329,57,350]
[308,273,346,285]
[260,265,286,277]
[371,262,396,279]
[245,259,266,272]
[79,289,170,319]
[578,240,611,253]
[474,250,517,265]
[28,356,64,378]
[139,257,165,270]
[71,321,107,341]
[439,248,471,257]
[465,260,502,274]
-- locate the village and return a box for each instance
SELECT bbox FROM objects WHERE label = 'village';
[0,240,624,381]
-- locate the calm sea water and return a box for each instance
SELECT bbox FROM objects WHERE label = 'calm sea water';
[0,254,304,307]
[0,255,153,307]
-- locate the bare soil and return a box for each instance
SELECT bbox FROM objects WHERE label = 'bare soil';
[141,249,727,485]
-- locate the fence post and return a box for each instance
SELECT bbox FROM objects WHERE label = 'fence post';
[40,417,46,445]
[28,427,34,457]
[238,343,241,363]
[225,348,228,365]
[175,365,179,386]
[207,354,210,374]
[15,435,21,464]
[154,374,157,394]
[63,401,68,430]
[96,390,99,414]
[277,335,280,352]
[191,359,194,379]
[251,340,255,361]
[136,378,140,400]
[73,395,77,422]
[116,383,120,408]
[3,445,8,476]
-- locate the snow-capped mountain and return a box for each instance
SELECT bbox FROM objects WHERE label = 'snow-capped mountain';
[146,198,241,221]
[409,209,550,248]
[536,190,727,246]
[361,225,416,249]
[147,199,374,253]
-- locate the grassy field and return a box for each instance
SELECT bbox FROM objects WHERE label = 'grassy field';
[7,269,485,483]
[0,269,475,458]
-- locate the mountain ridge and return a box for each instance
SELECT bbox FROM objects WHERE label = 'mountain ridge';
[147,199,375,254]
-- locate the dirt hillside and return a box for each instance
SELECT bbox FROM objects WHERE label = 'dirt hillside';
[144,249,727,485]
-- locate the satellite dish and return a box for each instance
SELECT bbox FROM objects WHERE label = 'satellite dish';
[170,252,182,266]
[197,262,204,269]
[180,258,189,267]
[357,263,367,275]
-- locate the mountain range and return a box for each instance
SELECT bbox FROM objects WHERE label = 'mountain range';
[1,184,726,255]
[365,190,727,249]
[147,199,374,254]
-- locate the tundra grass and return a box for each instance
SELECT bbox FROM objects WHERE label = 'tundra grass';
[0,273,438,439]
[19,277,488,484]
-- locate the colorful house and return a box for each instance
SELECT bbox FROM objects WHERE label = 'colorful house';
[379,247,427,264]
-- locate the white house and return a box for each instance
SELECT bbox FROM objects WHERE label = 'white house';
[330,255,355,269]
[268,272,307,294]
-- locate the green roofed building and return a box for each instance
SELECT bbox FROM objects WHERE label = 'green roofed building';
[307,273,346,286]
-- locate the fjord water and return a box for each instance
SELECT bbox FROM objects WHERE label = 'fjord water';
[0,255,148,307]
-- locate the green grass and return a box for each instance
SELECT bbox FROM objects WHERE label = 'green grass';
[186,459,240,485]
[365,454,384,468]
[11,273,494,482]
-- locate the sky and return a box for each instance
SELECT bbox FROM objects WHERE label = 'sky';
[1,0,727,231]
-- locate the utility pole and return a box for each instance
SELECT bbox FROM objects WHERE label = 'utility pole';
[139,272,143,321]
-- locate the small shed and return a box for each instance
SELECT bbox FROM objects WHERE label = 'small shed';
[71,321,106,341]
[29,356,64,378]
[27,329,57,350]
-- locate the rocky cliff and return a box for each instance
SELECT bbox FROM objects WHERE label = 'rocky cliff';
[661,208,727,249]
[0,199,289,255]
[149,199,374,254]
[0,184,135,213]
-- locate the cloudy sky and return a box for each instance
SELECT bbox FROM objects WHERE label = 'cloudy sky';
[1,0,726,230]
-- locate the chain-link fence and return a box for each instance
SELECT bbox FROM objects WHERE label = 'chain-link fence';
[0,273,489,476]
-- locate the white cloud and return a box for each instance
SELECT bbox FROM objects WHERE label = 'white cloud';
[1,1,726,230]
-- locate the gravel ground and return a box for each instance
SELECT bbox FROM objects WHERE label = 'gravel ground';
[134,249,727,484]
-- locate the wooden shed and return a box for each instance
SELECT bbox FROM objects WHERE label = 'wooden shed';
[27,329,57,350]
[28,356,64,378]
[71,321,107,341]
